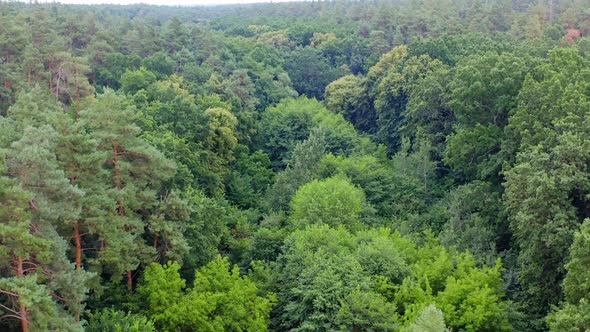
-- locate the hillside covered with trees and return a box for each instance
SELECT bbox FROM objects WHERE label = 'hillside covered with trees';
[1,0,590,331]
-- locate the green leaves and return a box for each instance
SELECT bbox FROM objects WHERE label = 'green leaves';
[275,225,512,332]
[137,257,272,332]
[289,175,366,231]
[86,309,155,332]
[503,47,590,323]
[547,219,590,331]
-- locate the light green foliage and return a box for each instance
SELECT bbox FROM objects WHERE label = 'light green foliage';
[137,257,272,331]
[319,146,440,225]
[276,225,511,332]
[367,46,408,82]
[435,255,511,331]
[289,175,366,230]
[86,309,155,332]
[319,154,394,218]
[547,301,590,332]
[406,304,447,332]
[203,107,238,161]
[137,261,185,319]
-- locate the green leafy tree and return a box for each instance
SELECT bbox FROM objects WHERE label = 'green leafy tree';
[435,255,511,332]
[275,225,367,331]
[142,51,175,78]
[226,145,274,209]
[406,304,448,332]
[504,48,590,327]
[324,74,376,133]
[284,47,346,99]
[444,51,535,183]
[0,126,90,331]
[266,128,326,211]
[547,219,590,331]
[137,258,272,331]
[257,97,374,170]
[86,309,155,332]
[120,67,157,95]
[440,181,505,262]
[289,175,367,231]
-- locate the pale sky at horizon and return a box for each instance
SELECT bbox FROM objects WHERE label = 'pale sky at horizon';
[32,0,300,6]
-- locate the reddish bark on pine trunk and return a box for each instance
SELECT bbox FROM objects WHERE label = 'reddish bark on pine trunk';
[113,145,134,291]
[127,270,133,291]
[74,222,82,270]
[15,256,28,332]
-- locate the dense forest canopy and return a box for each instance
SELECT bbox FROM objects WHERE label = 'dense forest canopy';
[1,0,590,331]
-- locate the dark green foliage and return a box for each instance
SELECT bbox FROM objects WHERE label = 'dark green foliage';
[504,48,590,327]
[120,67,157,94]
[324,74,376,133]
[283,47,346,99]
[227,145,274,209]
[256,97,374,170]
[546,219,590,331]
[86,309,155,332]
[94,52,141,89]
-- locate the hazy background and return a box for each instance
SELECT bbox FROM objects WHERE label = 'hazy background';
[33,0,298,5]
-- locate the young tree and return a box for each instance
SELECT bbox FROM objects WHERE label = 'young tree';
[289,175,367,231]
[137,258,273,331]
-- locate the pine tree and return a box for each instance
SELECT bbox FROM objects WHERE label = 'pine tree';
[80,90,188,290]
[1,125,90,331]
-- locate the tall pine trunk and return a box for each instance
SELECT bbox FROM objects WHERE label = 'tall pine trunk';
[74,222,82,270]
[113,144,133,291]
[15,256,28,332]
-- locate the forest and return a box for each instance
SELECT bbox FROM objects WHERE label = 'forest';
[0,0,589,331]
